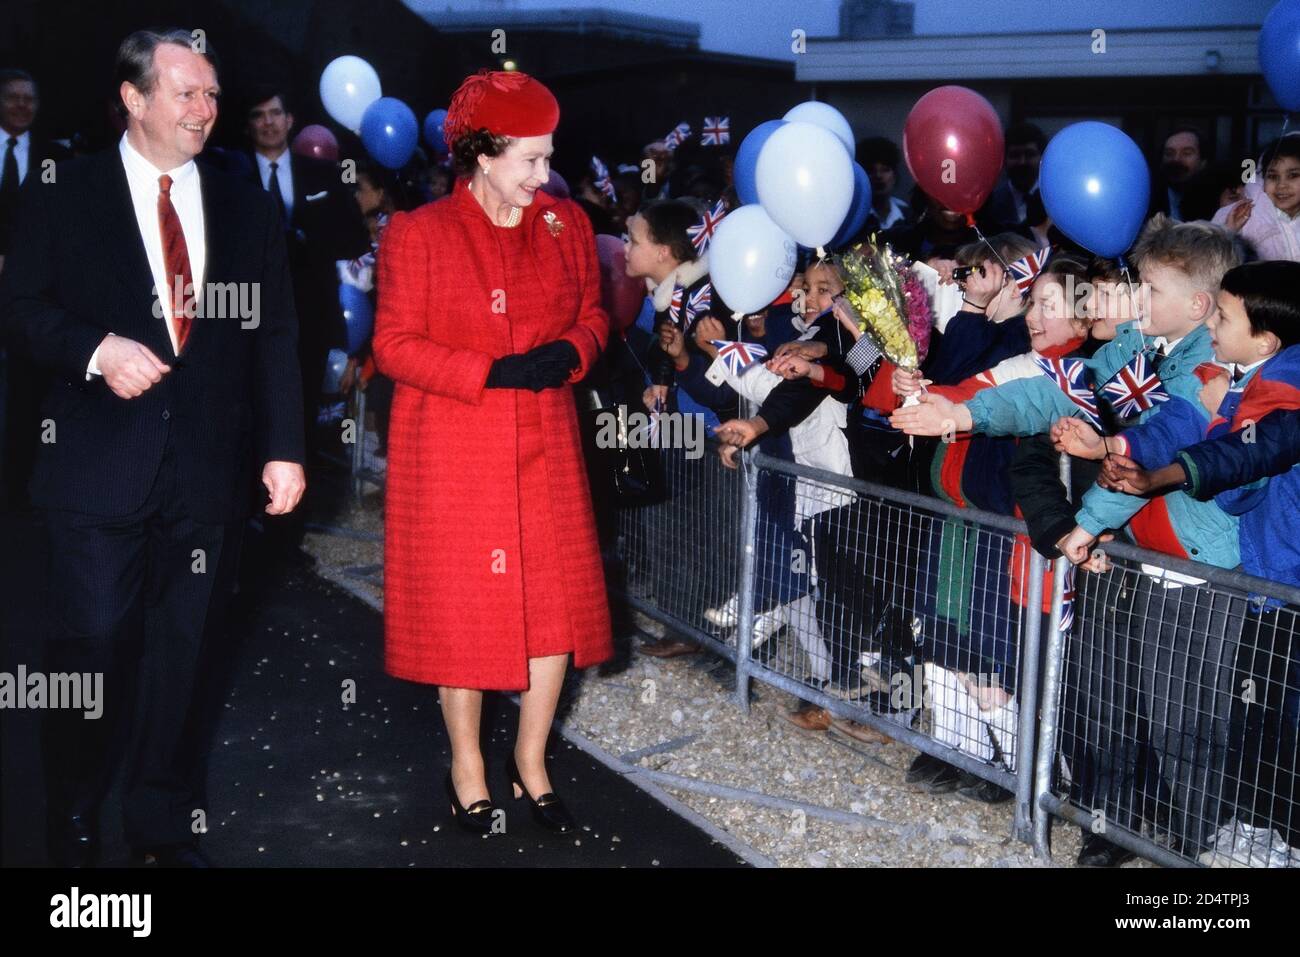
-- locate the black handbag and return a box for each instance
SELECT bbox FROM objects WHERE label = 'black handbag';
[579,396,668,507]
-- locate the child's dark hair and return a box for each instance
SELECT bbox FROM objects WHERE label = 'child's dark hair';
[1260,133,1300,176]
[1219,261,1300,350]
[1087,256,1138,284]
[637,199,699,264]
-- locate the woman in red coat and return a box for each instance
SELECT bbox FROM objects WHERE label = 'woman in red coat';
[373,70,612,834]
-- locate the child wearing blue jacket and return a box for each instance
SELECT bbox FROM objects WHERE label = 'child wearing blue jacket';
[1096,261,1300,865]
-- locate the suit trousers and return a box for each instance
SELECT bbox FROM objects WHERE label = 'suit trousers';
[41,420,243,847]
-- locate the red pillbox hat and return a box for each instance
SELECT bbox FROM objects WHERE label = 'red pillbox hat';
[443,69,560,145]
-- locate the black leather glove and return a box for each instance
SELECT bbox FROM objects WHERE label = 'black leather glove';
[485,341,579,391]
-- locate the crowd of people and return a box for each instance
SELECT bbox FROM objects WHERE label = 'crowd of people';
[579,120,1300,870]
[2,50,1297,869]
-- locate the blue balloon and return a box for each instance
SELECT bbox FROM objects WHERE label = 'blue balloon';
[1040,122,1150,259]
[360,97,418,170]
[423,108,448,154]
[340,283,374,355]
[1262,0,1300,112]
[828,162,873,250]
[322,348,349,394]
[734,119,784,206]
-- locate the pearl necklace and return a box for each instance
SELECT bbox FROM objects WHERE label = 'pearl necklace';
[502,204,522,228]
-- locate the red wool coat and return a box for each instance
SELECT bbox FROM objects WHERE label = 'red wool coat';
[373,177,612,690]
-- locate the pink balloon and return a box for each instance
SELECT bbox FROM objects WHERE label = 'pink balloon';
[292,124,340,163]
[595,234,644,333]
[541,168,570,199]
[903,86,1004,216]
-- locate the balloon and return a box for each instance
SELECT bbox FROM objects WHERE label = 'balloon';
[828,162,873,250]
[1261,0,1300,112]
[595,235,645,333]
[339,282,374,354]
[291,124,339,162]
[903,85,1004,215]
[708,204,798,317]
[733,119,783,206]
[319,55,382,132]
[1039,121,1151,259]
[755,121,855,250]
[783,101,855,154]
[322,348,349,394]
[360,97,418,170]
[422,108,448,154]
[541,168,570,199]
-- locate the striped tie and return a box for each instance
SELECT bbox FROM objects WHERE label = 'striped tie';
[157,174,194,353]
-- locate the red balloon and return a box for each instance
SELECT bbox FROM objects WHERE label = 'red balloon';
[595,234,644,333]
[902,86,1004,216]
[292,124,340,162]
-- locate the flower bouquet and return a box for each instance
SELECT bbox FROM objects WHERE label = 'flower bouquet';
[836,241,932,371]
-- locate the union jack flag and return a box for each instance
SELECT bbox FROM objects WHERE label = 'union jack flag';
[662,122,691,151]
[687,198,728,254]
[685,283,712,324]
[711,340,769,376]
[590,155,616,203]
[1007,245,1053,295]
[1033,354,1101,428]
[701,116,730,146]
[1102,351,1169,419]
[1060,565,1076,635]
[668,284,685,326]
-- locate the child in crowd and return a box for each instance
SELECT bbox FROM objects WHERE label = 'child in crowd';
[1214,133,1300,262]
[1095,261,1300,866]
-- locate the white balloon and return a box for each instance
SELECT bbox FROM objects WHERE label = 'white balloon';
[320,55,382,133]
[755,122,855,251]
[782,101,854,154]
[708,205,798,317]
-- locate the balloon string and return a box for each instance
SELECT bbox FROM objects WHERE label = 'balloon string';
[1119,257,1145,330]
[971,221,1012,273]
[1285,114,1292,134]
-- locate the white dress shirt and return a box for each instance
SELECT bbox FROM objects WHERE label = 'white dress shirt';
[255,149,294,221]
[88,133,206,376]
[0,129,31,187]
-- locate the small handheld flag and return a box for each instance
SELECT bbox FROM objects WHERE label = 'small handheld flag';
[590,155,616,203]
[711,340,769,376]
[687,198,727,255]
[1007,245,1053,296]
[663,122,691,151]
[1033,354,1100,428]
[701,116,730,146]
[685,283,712,324]
[1102,352,1170,418]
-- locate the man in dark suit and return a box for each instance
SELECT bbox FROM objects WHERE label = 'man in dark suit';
[981,122,1046,233]
[1148,127,1208,222]
[244,89,368,480]
[0,68,72,508]
[0,29,305,867]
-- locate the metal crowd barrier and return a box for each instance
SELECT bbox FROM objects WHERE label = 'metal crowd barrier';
[610,437,1300,868]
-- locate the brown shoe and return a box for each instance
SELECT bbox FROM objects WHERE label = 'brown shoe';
[638,637,700,658]
[828,717,893,745]
[781,704,832,732]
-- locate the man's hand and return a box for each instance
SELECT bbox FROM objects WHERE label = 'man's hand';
[890,392,970,436]
[1057,525,1097,565]
[714,416,767,448]
[766,353,821,382]
[1051,416,1107,460]
[263,460,306,515]
[96,335,172,399]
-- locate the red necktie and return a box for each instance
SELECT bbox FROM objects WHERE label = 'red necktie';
[157,174,194,353]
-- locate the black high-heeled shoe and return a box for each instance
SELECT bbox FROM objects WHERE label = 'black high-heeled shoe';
[444,770,497,834]
[506,754,577,833]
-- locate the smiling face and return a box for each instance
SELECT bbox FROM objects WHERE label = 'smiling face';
[1207,290,1279,367]
[1265,153,1300,218]
[1026,276,1087,352]
[121,42,219,170]
[0,78,37,136]
[1086,280,1142,341]
[804,262,844,319]
[247,94,292,156]
[481,133,552,208]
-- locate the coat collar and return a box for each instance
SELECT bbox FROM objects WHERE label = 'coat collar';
[647,254,710,310]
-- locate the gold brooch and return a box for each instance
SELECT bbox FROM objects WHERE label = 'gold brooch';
[543,210,565,236]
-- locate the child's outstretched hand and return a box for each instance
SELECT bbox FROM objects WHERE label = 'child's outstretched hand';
[890,392,971,436]
[1199,370,1230,417]
[714,416,767,448]
[892,365,930,397]
[766,353,819,382]
[1057,525,1098,566]
[1051,416,1107,460]
[1099,453,1153,494]
[1225,199,1253,232]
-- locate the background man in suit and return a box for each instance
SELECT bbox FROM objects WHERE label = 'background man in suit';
[0,67,71,508]
[245,87,367,556]
[0,29,305,867]
[1150,127,1208,222]
[982,121,1046,232]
